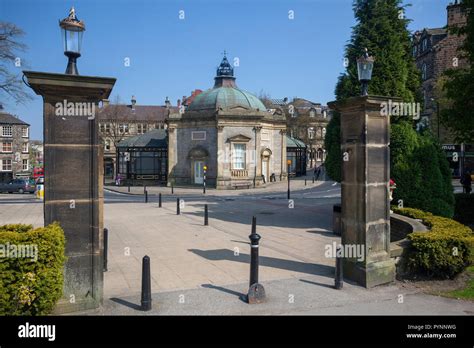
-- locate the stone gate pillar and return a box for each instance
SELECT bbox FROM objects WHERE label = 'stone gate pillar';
[23,71,116,312]
[328,96,399,288]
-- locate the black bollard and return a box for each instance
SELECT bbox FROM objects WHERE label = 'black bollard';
[335,245,343,289]
[103,228,108,272]
[247,216,266,304]
[312,176,315,184]
[204,204,208,226]
[305,179,307,186]
[176,198,180,215]
[171,184,174,194]
[141,255,152,311]
[158,193,162,208]
[128,185,130,193]
[145,190,148,203]
[144,185,147,194]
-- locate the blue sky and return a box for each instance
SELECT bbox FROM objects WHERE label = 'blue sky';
[2,0,449,140]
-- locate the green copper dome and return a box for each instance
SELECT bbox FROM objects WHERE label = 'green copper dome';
[187,87,267,112]
[187,53,267,112]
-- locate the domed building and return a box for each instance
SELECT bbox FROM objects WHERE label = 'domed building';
[167,54,288,189]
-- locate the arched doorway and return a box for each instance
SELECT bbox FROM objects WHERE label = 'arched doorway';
[188,146,209,185]
[261,148,272,183]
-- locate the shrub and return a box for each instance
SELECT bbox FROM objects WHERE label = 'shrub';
[394,207,474,278]
[0,223,66,315]
[454,193,474,226]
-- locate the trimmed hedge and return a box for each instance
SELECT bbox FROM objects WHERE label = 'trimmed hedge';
[454,193,474,226]
[0,223,66,315]
[394,207,474,279]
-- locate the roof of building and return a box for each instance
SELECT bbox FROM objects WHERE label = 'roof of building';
[0,112,29,126]
[186,55,267,113]
[99,104,177,122]
[286,135,306,148]
[117,129,168,148]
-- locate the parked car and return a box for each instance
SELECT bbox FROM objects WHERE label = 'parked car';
[0,179,36,194]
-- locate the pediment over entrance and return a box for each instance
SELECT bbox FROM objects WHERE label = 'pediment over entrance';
[188,146,209,159]
[227,134,251,142]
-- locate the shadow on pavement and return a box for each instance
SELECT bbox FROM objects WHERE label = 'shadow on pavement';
[299,278,336,289]
[189,248,334,277]
[110,297,142,311]
[201,283,248,303]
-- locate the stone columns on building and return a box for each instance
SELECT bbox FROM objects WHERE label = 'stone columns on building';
[167,126,176,186]
[216,125,225,182]
[254,126,262,180]
[23,71,116,312]
[280,129,287,179]
[328,95,397,288]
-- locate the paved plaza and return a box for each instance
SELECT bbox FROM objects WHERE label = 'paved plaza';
[0,178,472,315]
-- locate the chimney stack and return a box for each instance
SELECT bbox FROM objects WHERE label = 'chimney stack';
[177,99,181,107]
[131,95,137,110]
[165,96,171,108]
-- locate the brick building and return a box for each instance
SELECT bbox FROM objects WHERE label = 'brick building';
[0,111,31,182]
[98,96,177,180]
[412,0,471,176]
[266,97,331,169]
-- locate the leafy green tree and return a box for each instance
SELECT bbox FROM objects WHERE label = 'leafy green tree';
[441,0,474,143]
[326,0,454,217]
[326,0,422,182]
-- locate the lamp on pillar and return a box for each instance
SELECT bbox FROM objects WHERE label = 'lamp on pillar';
[23,7,116,313]
[356,48,374,96]
[59,7,85,75]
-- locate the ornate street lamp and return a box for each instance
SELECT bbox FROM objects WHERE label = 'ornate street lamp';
[356,48,374,96]
[59,7,85,75]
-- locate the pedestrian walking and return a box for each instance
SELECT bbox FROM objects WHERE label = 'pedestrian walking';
[461,169,472,194]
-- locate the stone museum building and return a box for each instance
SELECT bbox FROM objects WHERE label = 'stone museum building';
[167,55,287,189]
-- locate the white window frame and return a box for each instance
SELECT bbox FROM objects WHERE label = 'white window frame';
[2,141,12,153]
[232,143,246,170]
[191,131,206,141]
[1,159,12,171]
[2,126,13,137]
[22,159,29,171]
[22,142,28,153]
[308,127,315,140]
[22,127,29,138]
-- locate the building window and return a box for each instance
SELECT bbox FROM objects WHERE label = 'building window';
[1,159,12,171]
[22,142,28,153]
[309,110,315,117]
[322,127,327,137]
[323,110,327,118]
[412,45,417,57]
[2,142,12,152]
[422,38,428,52]
[308,127,315,140]
[191,131,206,141]
[137,123,147,134]
[232,143,246,170]
[2,126,12,137]
[22,159,28,171]
[22,127,29,137]
[119,123,129,134]
[421,63,427,80]
[105,139,111,151]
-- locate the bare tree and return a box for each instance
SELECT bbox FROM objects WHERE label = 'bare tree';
[0,22,32,105]
[98,95,131,149]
